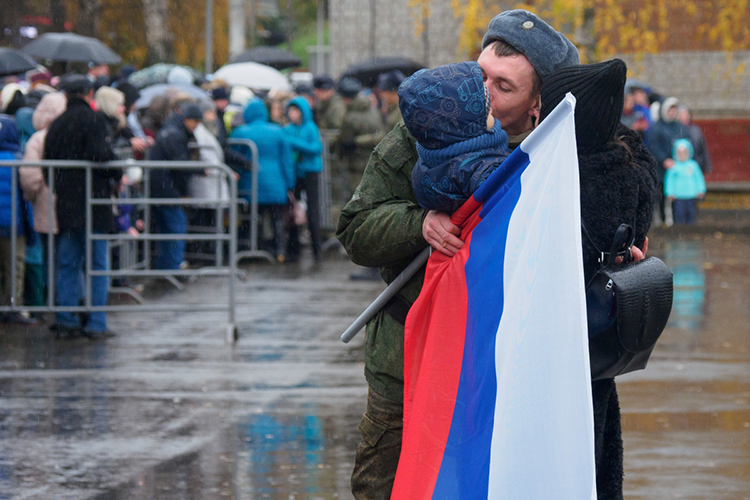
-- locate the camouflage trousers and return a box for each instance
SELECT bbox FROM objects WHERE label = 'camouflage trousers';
[351,389,403,500]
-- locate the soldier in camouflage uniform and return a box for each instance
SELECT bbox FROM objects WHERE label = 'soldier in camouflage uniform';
[313,75,347,131]
[355,71,406,151]
[336,77,383,200]
[337,10,581,499]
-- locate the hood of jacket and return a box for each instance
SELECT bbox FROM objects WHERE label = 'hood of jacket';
[14,107,35,137]
[243,98,269,124]
[287,96,314,125]
[32,92,67,131]
[0,114,20,153]
[672,138,694,161]
[660,97,680,123]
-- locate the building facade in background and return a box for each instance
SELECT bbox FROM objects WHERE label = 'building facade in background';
[328,0,750,181]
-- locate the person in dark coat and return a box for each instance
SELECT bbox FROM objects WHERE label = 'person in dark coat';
[148,102,202,270]
[646,97,691,224]
[677,105,712,174]
[44,74,120,337]
[540,59,658,500]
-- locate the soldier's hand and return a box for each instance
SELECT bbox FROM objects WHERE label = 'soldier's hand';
[423,210,463,257]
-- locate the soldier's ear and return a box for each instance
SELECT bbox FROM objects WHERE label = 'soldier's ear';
[529,94,541,128]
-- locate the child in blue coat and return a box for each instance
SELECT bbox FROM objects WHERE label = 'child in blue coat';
[0,115,36,323]
[284,96,323,261]
[664,138,706,225]
[400,61,512,214]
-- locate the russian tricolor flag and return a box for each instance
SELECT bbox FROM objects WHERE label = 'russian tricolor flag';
[393,95,596,500]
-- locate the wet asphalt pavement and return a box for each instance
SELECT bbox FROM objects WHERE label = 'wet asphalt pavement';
[0,229,748,499]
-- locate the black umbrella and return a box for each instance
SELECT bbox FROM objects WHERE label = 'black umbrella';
[0,47,39,77]
[342,56,424,87]
[228,46,301,70]
[22,32,121,64]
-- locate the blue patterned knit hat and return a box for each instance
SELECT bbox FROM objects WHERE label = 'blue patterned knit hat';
[398,61,491,150]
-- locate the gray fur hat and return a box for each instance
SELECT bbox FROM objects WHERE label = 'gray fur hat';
[482,9,580,82]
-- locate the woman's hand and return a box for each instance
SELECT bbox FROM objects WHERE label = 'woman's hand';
[631,237,648,262]
[615,237,648,264]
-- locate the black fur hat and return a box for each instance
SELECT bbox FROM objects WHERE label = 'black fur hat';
[540,59,627,150]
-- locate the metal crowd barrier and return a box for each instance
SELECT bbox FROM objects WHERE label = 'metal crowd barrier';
[227,138,276,263]
[319,129,343,252]
[0,159,239,343]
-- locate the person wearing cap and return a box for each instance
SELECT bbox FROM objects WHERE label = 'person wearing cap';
[148,101,203,271]
[354,71,406,151]
[209,86,230,127]
[44,73,121,338]
[313,75,346,131]
[539,59,657,498]
[337,10,581,499]
[335,77,382,201]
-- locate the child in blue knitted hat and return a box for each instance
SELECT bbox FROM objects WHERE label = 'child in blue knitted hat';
[400,61,512,213]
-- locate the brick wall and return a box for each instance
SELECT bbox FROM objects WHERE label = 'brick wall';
[618,51,750,118]
[329,0,466,78]
[329,2,750,118]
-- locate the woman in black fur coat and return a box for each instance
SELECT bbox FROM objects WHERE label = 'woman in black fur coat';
[539,59,658,499]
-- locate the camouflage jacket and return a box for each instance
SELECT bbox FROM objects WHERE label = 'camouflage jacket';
[355,102,403,150]
[316,94,347,132]
[337,122,529,402]
[336,120,426,402]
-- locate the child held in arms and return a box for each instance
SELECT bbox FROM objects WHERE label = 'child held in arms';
[400,61,512,214]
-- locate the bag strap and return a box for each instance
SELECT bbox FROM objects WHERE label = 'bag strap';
[581,221,636,268]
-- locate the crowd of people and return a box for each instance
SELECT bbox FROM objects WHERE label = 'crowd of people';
[620,83,711,225]
[0,62,408,332]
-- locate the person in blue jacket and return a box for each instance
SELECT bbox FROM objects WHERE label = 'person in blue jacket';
[230,98,295,261]
[284,96,324,262]
[664,138,706,225]
[0,115,36,323]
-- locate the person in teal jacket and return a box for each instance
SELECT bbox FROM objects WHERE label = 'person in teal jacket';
[284,96,323,261]
[230,98,295,260]
[664,138,706,225]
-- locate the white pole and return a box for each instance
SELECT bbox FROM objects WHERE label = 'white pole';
[228,0,246,59]
[205,0,214,73]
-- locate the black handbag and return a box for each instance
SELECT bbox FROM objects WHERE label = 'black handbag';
[584,223,674,380]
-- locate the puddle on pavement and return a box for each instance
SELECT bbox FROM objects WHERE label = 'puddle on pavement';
[0,233,747,499]
[102,401,362,500]
[618,232,750,499]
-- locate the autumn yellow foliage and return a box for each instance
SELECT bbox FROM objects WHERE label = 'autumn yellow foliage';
[447,0,750,61]
[63,0,231,69]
